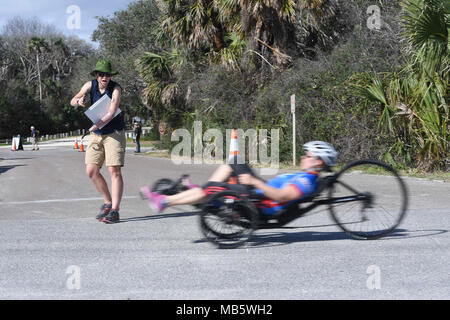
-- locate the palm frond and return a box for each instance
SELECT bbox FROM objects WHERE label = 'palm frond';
[136,51,172,80]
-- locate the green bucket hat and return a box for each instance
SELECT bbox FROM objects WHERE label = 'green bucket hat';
[91,59,118,76]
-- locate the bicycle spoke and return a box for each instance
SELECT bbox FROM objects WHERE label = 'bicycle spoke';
[328,160,408,240]
[335,180,364,195]
[200,191,258,248]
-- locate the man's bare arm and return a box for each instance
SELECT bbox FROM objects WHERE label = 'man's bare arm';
[70,81,91,107]
[238,174,303,203]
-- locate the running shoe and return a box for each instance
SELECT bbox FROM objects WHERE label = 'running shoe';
[102,210,120,224]
[96,203,112,221]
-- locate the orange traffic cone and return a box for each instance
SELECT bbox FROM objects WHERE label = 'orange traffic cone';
[79,142,85,152]
[12,140,16,151]
[228,129,239,184]
[228,176,237,184]
[229,129,239,159]
[74,137,79,149]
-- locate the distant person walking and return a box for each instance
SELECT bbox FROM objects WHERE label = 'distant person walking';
[70,59,126,224]
[133,122,141,153]
[30,126,39,151]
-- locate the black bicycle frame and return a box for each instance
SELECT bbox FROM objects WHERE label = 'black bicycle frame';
[257,178,370,229]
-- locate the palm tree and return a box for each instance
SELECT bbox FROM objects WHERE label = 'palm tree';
[135,48,190,121]
[52,38,70,80]
[140,0,345,126]
[161,0,340,68]
[401,0,449,77]
[354,0,449,170]
[236,0,295,65]
[162,0,227,50]
[27,37,49,110]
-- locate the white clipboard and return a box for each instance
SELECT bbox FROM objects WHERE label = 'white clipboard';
[84,95,121,129]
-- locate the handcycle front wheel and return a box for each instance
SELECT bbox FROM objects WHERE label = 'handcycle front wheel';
[199,190,259,249]
[151,178,176,194]
[151,178,188,195]
[328,159,408,240]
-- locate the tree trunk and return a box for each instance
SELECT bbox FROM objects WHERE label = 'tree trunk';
[213,31,224,51]
[36,53,42,111]
[210,12,225,51]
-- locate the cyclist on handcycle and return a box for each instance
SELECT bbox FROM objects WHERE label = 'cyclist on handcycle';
[139,141,338,215]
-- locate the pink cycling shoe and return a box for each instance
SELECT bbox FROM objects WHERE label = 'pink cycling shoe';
[182,177,200,190]
[139,186,168,214]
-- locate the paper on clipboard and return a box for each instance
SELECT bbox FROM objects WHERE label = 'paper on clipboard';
[84,94,121,129]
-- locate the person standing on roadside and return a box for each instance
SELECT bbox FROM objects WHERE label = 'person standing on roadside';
[70,59,126,224]
[30,126,39,151]
[133,122,141,153]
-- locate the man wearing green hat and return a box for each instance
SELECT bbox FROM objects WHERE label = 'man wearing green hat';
[70,59,125,224]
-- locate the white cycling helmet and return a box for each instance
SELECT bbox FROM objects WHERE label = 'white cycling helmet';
[303,141,339,167]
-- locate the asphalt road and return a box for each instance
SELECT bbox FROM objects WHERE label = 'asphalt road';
[0,139,448,300]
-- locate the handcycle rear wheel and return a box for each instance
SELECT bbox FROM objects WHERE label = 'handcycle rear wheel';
[199,190,259,249]
[328,159,408,240]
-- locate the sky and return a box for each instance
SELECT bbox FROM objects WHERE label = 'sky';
[0,0,137,47]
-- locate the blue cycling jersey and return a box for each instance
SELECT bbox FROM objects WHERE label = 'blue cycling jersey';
[255,171,319,215]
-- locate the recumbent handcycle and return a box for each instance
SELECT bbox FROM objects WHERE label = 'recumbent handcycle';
[151,159,408,249]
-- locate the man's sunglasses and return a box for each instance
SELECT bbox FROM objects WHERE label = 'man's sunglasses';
[302,154,319,160]
[97,72,111,77]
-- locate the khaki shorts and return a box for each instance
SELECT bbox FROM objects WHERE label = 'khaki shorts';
[85,130,126,167]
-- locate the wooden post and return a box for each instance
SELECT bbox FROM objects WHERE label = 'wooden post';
[291,94,296,166]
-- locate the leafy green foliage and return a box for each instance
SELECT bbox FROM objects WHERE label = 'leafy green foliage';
[0,17,94,138]
[353,0,449,170]
[1,0,447,172]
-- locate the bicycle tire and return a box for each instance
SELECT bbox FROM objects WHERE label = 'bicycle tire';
[151,178,178,195]
[199,190,259,249]
[328,159,408,240]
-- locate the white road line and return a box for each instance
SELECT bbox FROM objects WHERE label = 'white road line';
[0,195,139,205]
